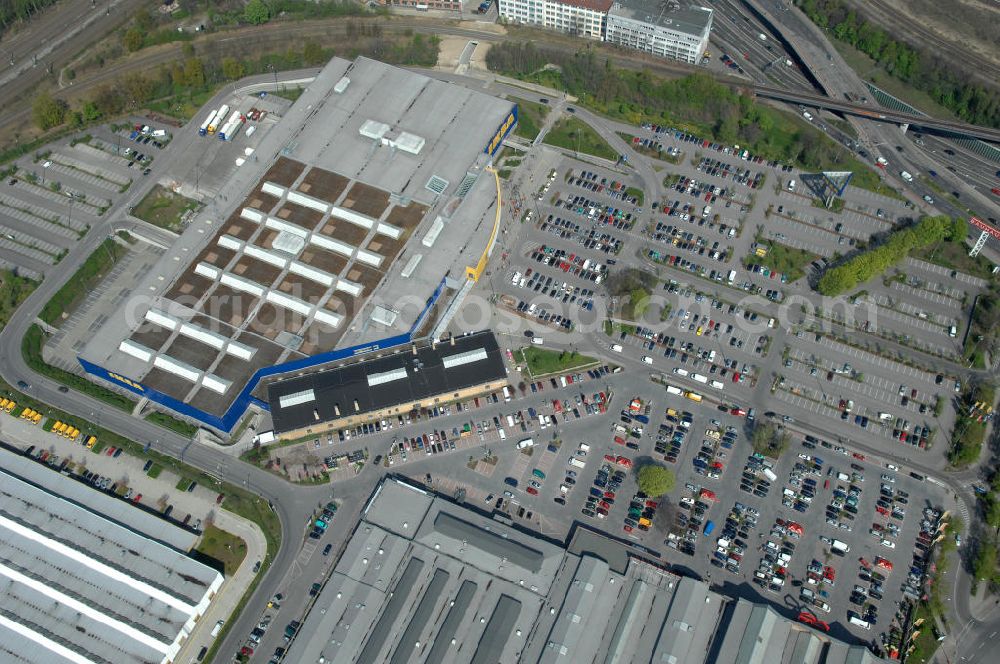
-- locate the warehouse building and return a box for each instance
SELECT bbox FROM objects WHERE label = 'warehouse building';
[284,478,890,663]
[0,463,223,664]
[498,0,712,63]
[75,56,517,432]
[604,0,714,63]
[497,0,612,40]
[266,330,508,438]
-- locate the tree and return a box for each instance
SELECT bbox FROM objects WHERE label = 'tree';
[32,92,67,130]
[751,422,790,458]
[183,57,206,89]
[221,58,245,81]
[81,101,101,122]
[123,27,143,53]
[244,0,270,25]
[637,463,675,497]
[987,497,1000,535]
[302,41,325,66]
[973,539,998,583]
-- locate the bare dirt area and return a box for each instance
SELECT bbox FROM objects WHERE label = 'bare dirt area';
[299,167,350,204]
[264,157,306,188]
[384,200,429,229]
[847,0,1000,85]
[341,181,390,219]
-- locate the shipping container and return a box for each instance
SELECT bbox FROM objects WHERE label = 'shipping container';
[199,108,218,136]
[207,104,229,133]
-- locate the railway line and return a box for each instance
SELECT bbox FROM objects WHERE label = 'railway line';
[844,0,1000,88]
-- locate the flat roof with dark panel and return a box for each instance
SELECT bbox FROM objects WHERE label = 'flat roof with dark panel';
[266,330,506,433]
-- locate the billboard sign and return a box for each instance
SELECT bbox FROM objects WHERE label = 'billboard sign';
[485,104,519,157]
[970,216,1000,240]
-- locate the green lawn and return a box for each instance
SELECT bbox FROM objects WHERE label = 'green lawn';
[270,86,306,102]
[625,187,645,206]
[518,346,598,376]
[147,463,163,479]
[510,97,550,141]
[0,269,37,328]
[916,240,997,281]
[145,411,198,438]
[743,241,818,283]
[543,117,618,161]
[830,38,959,122]
[40,238,128,325]
[132,185,201,232]
[196,525,247,576]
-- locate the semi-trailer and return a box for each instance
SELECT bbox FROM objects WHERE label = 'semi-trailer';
[207,104,229,134]
[198,108,218,136]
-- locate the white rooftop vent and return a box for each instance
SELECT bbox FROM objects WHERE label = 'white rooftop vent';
[371,305,399,328]
[393,132,425,155]
[367,367,408,387]
[360,119,390,140]
[273,230,306,255]
[279,389,315,408]
[422,216,445,247]
[425,175,448,195]
[442,348,488,369]
[334,76,351,94]
[400,253,423,278]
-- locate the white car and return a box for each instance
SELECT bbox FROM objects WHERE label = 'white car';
[923,194,934,204]
[886,463,900,471]
[880,473,896,483]
[881,539,896,549]
[642,356,653,365]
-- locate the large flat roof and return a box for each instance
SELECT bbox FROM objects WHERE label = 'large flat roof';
[0,459,222,664]
[266,330,507,433]
[609,0,713,36]
[79,55,513,429]
[284,479,892,664]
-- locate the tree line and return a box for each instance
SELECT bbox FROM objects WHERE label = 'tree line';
[816,215,966,295]
[0,0,59,31]
[485,42,855,172]
[796,0,1000,129]
[32,33,439,132]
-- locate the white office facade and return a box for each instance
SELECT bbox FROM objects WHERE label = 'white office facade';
[498,0,611,40]
[604,2,714,64]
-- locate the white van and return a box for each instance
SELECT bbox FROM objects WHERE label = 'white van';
[531,337,544,345]
[642,356,653,365]
[506,414,516,428]
[211,620,225,637]
[516,438,535,449]
[948,325,957,337]
[498,428,507,440]
[900,170,913,182]
[502,386,512,402]
[610,344,623,352]
[849,614,871,630]
[787,180,796,192]
[579,443,591,453]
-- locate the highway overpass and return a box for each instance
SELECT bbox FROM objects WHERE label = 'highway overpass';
[752,85,1000,144]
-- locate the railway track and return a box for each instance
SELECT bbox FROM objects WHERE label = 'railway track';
[843,0,1000,88]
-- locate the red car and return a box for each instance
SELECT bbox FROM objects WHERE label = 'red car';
[604,454,617,463]
[604,491,616,499]
[852,452,866,460]
[614,436,627,446]
[732,372,741,383]
[240,646,254,656]
[132,493,142,503]
[526,487,539,496]
[992,187,1000,196]
[730,407,746,416]
[616,456,633,468]
[106,446,116,456]
[623,525,634,533]
[645,500,659,509]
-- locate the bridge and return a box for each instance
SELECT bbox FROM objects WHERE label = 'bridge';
[751,85,1000,144]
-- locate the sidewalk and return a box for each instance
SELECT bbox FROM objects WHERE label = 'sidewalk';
[175,508,268,663]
